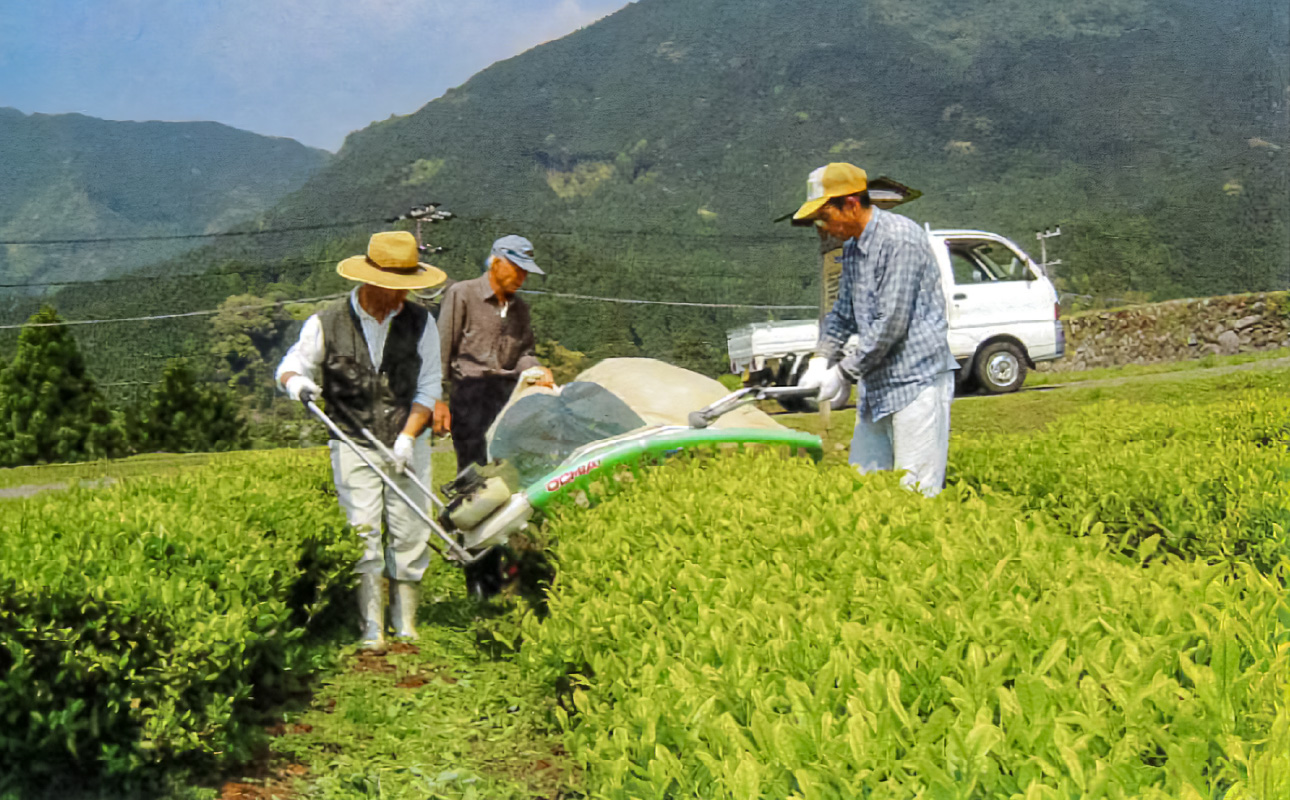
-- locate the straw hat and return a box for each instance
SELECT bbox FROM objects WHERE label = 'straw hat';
[337,231,447,290]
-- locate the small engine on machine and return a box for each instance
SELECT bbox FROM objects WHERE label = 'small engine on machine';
[439,465,513,532]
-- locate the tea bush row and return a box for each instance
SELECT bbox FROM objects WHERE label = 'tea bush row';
[522,453,1290,800]
[0,450,356,783]
[950,388,1290,572]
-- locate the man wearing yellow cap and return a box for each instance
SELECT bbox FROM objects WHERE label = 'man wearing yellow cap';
[276,230,447,649]
[793,163,957,496]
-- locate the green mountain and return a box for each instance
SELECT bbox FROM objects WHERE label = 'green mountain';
[259,0,1287,342]
[22,0,1290,383]
[0,108,330,289]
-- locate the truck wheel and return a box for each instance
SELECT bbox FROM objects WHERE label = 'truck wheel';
[974,342,1026,394]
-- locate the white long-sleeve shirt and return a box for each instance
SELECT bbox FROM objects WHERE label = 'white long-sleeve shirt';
[276,290,442,408]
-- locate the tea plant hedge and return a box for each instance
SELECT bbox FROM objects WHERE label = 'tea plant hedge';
[0,450,356,781]
[950,388,1290,572]
[522,453,1290,799]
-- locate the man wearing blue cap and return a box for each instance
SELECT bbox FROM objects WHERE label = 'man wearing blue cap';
[436,235,553,471]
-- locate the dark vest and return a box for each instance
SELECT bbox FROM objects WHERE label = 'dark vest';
[319,298,428,447]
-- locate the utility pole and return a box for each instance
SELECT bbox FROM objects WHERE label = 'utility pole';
[387,202,454,302]
[387,202,453,248]
[1035,227,1062,273]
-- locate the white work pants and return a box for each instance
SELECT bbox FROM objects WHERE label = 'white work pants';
[329,433,433,581]
[849,371,954,497]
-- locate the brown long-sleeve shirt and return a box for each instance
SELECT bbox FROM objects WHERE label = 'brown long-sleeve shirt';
[437,274,540,386]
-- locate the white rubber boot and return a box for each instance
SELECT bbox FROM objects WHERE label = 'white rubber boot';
[357,573,386,651]
[389,580,420,641]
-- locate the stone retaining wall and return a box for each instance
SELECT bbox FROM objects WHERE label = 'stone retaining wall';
[1043,292,1290,372]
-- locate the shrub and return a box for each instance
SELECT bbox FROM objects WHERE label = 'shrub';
[950,389,1290,572]
[0,450,357,786]
[521,453,1289,799]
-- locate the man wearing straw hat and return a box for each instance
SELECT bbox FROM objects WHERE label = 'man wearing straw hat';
[276,230,446,650]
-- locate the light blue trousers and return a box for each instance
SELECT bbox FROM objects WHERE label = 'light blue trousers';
[850,371,954,497]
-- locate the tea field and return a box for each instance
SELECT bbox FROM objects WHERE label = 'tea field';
[1,363,1288,799]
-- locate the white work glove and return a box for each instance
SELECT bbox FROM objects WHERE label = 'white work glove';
[391,433,415,474]
[798,357,850,404]
[284,374,321,404]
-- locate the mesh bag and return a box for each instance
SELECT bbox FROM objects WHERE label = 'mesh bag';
[488,381,645,486]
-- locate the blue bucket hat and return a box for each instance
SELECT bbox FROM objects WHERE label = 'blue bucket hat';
[488,234,544,275]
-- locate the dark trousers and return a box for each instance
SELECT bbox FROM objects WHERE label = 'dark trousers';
[449,376,517,473]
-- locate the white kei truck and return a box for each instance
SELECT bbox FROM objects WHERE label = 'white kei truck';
[728,226,1066,407]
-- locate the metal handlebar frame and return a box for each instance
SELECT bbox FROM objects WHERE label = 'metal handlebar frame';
[300,383,818,561]
[357,427,448,514]
[687,385,818,429]
[303,398,477,565]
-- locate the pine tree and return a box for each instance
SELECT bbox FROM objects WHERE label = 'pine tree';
[0,305,125,466]
[131,359,248,453]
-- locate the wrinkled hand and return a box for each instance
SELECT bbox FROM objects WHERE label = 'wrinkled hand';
[432,400,452,436]
[391,433,415,474]
[284,374,321,404]
[521,365,556,389]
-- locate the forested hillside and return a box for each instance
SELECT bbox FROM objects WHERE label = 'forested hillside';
[6,0,1288,389]
[0,109,330,289]
[261,0,1289,313]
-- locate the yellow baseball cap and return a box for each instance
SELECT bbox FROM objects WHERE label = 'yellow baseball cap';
[791,162,868,222]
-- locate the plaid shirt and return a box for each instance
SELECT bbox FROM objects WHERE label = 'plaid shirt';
[817,208,956,422]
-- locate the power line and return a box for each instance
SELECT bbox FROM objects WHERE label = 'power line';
[0,288,810,331]
[0,259,803,290]
[0,292,347,330]
[0,259,334,289]
[466,213,803,243]
[1,237,816,289]
[0,212,809,248]
[0,218,386,247]
[520,289,814,310]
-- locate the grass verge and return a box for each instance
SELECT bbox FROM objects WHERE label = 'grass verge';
[779,363,1290,440]
[1024,347,1290,387]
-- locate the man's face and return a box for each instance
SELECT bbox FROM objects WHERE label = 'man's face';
[491,257,528,296]
[811,196,865,240]
[364,284,409,306]
[377,286,409,305]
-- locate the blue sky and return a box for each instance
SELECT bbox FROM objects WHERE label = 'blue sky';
[0,0,631,151]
